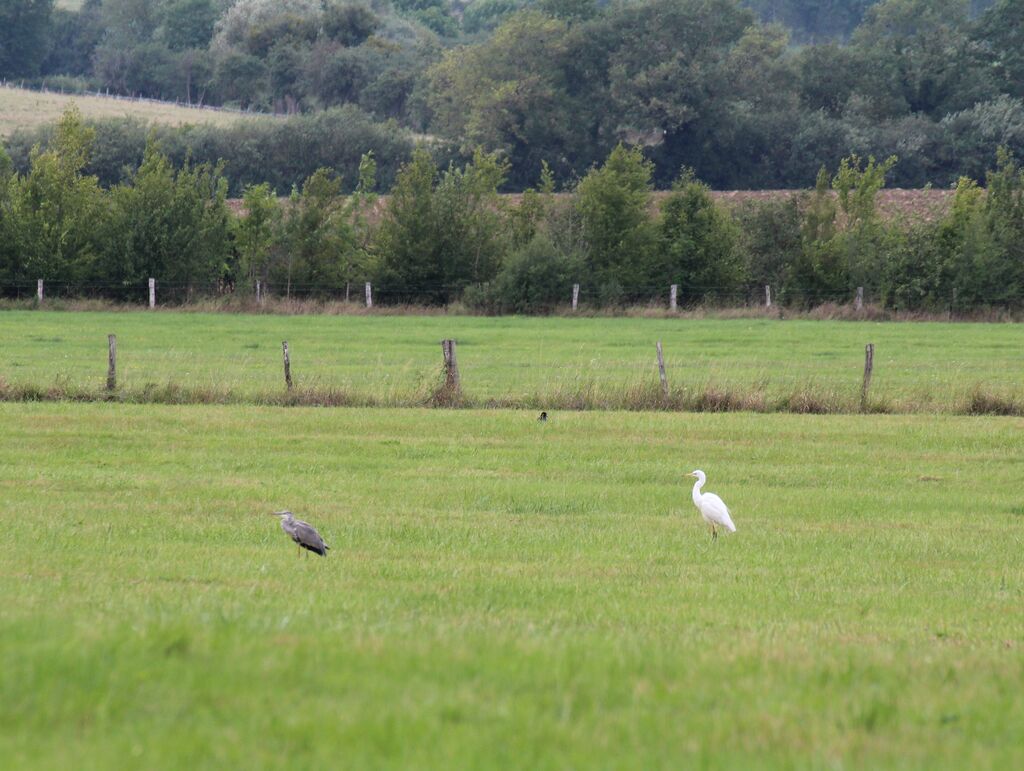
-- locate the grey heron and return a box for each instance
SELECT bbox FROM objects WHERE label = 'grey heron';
[271,510,330,557]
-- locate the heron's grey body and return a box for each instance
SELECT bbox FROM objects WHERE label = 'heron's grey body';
[273,510,329,556]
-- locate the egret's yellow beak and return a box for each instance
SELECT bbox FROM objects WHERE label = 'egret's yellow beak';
[685,472,697,478]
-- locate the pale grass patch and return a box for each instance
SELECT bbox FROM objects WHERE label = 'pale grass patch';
[0,85,254,137]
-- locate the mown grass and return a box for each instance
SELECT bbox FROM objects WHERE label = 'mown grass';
[0,85,250,137]
[0,403,1021,768]
[1,309,1021,413]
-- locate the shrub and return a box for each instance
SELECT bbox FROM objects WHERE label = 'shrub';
[490,233,582,313]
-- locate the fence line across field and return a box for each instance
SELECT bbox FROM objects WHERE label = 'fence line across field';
[21,279,886,312]
[87,334,879,408]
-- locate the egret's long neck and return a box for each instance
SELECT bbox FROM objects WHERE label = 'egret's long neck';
[691,478,704,507]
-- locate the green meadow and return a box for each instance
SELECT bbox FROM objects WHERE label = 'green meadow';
[1,403,1022,769]
[1,310,1022,410]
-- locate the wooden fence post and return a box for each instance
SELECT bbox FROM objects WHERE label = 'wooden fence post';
[107,334,117,390]
[670,284,678,311]
[855,286,864,311]
[861,343,874,411]
[37,279,43,303]
[765,284,772,308]
[256,279,262,304]
[572,283,579,312]
[441,339,460,391]
[149,278,156,309]
[365,282,373,308]
[656,340,669,399]
[282,341,292,390]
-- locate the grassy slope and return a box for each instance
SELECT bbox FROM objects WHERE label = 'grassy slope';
[1,310,1021,409]
[0,403,1021,768]
[0,85,250,137]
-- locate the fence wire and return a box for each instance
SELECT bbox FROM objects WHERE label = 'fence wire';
[3,278,1018,312]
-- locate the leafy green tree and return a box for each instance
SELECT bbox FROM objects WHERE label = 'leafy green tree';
[234,183,280,291]
[973,0,1024,100]
[374,148,437,299]
[427,12,587,186]
[212,0,321,53]
[4,108,105,286]
[743,0,875,42]
[601,0,753,145]
[574,144,657,298]
[656,171,743,302]
[851,0,993,117]
[537,0,598,23]
[831,153,898,295]
[269,159,379,299]
[158,0,218,52]
[462,0,525,34]
[344,151,379,299]
[734,196,804,293]
[42,0,104,77]
[0,0,54,78]
[490,232,582,313]
[795,43,864,115]
[272,168,353,296]
[940,96,1024,182]
[0,144,17,285]
[104,137,232,299]
[375,148,509,303]
[946,149,1024,307]
[507,161,556,250]
[789,167,845,304]
[880,220,946,310]
[322,2,380,46]
[212,51,268,107]
[832,154,897,227]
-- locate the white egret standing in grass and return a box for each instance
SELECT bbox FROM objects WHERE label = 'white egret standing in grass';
[687,470,736,540]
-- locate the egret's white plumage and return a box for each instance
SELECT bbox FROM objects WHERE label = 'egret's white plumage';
[688,470,736,539]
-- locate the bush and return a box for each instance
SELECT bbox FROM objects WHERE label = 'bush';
[490,233,581,313]
[656,171,743,302]
[734,195,803,292]
[4,107,416,195]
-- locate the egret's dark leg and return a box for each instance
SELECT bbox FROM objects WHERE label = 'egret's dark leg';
[712,525,718,541]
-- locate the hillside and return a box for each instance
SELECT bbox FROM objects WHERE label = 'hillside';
[3,0,1018,191]
[0,84,256,137]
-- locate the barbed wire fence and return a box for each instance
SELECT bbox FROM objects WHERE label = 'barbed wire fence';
[3,277,1011,316]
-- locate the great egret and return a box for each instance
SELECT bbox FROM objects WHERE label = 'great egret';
[687,470,736,540]
[271,510,330,557]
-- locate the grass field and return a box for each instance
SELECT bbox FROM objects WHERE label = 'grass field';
[1,310,1021,412]
[0,85,252,137]
[0,403,1021,768]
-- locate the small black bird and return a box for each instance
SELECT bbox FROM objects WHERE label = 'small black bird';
[537,411,548,422]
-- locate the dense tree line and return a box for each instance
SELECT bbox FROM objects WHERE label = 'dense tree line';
[3,109,1022,312]
[2,0,1021,191]
[4,107,427,196]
